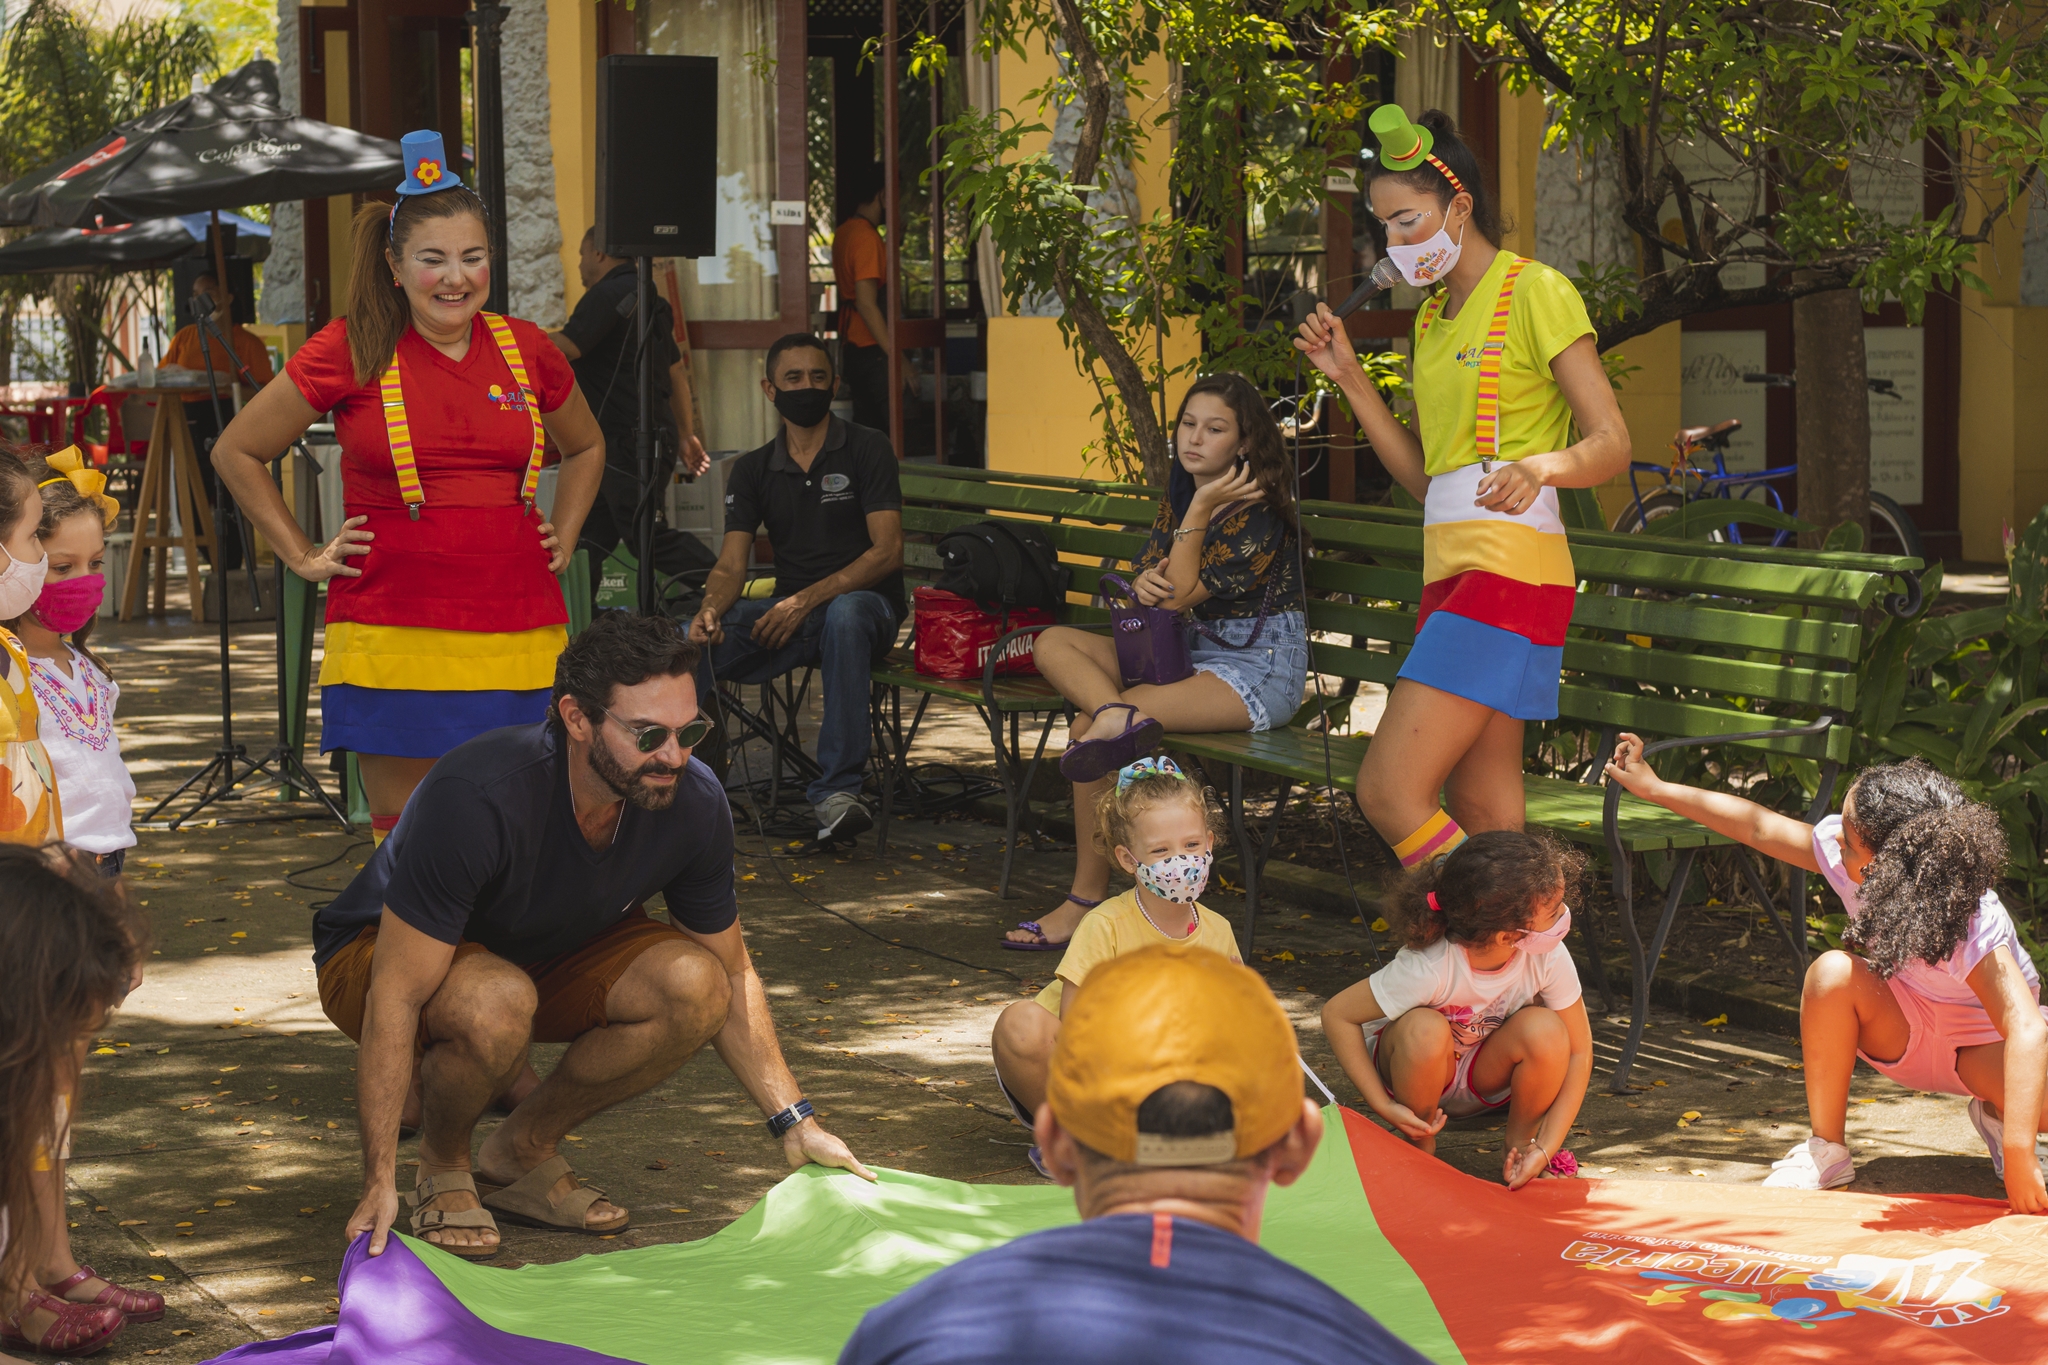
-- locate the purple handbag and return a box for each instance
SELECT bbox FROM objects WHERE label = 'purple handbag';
[1101,572,1278,689]
[1102,573,1195,687]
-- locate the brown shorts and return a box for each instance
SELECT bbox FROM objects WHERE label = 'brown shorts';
[317,909,691,1046]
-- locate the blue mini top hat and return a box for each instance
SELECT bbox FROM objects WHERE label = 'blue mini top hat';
[396,130,462,196]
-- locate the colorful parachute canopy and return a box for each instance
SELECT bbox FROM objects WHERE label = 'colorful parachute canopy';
[210,1107,2048,1364]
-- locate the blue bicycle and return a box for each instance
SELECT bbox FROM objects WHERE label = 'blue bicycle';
[1613,415,1923,559]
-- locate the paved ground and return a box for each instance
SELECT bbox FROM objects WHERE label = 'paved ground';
[48,600,2013,1363]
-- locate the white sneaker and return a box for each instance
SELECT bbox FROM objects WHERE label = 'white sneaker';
[1763,1135,1855,1190]
[814,793,873,843]
[1968,1098,2007,1178]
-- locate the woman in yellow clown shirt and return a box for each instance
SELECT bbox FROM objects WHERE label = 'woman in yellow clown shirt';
[1296,106,1631,874]
[215,132,603,838]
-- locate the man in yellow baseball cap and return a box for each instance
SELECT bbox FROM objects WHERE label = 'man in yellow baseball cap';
[839,945,1430,1364]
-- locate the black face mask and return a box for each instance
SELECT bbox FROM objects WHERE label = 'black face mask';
[773,386,834,429]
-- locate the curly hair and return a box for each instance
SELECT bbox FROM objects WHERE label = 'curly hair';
[3,452,112,675]
[1841,760,2008,978]
[0,845,148,1307]
[549,609,701,734]
[1095,764,1222,860]
[1386,830,1586,950]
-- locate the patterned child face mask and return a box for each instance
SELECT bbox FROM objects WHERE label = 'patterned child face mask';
[1136,850,1212,905]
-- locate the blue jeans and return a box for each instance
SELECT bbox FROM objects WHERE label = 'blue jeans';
[699,590,897,807]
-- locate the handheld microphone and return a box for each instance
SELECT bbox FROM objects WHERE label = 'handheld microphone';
[1329,257,1404,319]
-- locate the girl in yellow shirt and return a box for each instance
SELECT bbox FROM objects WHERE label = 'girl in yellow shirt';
[990,758,1242,1171]
[0,448,61,846]
[1294,105,1631,873]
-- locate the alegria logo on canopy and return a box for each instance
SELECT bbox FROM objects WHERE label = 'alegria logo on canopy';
[198,138,306,165]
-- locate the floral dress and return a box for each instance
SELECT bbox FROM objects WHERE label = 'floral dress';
[0,629,61,845]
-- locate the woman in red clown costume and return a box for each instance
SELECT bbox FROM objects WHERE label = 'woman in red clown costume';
[1294,105,1630,870]
[217,131,604,840]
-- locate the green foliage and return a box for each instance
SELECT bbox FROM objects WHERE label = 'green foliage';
[933,0,1402,480]
[0,0,216,391]
[1449,0,2048,345]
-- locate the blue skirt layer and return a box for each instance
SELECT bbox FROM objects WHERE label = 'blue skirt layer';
[1397,611,1563,720]
[320,684,551,758]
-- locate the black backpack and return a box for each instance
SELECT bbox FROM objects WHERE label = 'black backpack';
[935,520,1072,610]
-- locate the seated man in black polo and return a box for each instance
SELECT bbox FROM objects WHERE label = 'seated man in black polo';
[315,611,872,1261]
[688,333,904,845]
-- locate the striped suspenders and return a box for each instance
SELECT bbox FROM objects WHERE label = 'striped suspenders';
[1415,255,1531,471]
[378,312,547,519]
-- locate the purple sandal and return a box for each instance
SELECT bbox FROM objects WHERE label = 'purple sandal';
[1058,702,1165,784]
[1001,894,1099,951]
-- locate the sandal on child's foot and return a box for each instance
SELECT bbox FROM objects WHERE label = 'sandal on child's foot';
[42,1266,164,1323]
[1001,894,1099,950]
[0,1293,125,1357]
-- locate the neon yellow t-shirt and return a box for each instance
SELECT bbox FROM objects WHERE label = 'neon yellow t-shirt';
[1036,888,1242,1014]
[1411,250,1595,477]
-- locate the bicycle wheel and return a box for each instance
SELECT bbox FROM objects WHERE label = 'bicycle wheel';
[1610,487,1690,535]
[1867,491,1924,560]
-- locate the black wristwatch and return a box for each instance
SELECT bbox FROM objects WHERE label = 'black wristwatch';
[766,1098,815,1138]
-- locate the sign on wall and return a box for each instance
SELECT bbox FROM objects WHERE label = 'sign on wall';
[1865,328,1925,506]
[1679,330,1770,473]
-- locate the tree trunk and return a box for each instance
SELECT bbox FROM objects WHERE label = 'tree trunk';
[1791,284,1871,550]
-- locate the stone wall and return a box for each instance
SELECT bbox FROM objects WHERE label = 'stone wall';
[501,0,566,328]
[261,0,304,326]
[1534,131,1634,278]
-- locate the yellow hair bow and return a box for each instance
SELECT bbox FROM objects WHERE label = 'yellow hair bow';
[37,445,120,530]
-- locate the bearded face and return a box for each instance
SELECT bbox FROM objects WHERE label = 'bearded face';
[586,720,686,810]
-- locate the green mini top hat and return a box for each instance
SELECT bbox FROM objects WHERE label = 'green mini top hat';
[1369,104,1433,172]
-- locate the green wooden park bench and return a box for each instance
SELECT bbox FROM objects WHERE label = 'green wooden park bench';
[886,466,1923,1088]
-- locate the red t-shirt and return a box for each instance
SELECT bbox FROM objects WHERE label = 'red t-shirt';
[833,217,886,348]
[287,315,576,512]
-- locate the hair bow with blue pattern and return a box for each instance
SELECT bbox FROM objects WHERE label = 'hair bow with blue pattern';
[1116,755,1188,789]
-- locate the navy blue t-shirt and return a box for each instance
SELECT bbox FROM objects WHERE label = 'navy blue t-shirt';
[838,1213,1429,1365]
[311,722,736,967]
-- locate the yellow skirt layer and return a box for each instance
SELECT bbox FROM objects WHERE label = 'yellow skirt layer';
[1422,519,1577,588]
[318,621,569,691]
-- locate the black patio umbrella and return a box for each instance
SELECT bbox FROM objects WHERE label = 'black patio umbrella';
[0,210,271,273]
[0,59,401,229]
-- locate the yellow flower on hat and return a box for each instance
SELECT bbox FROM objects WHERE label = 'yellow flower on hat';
[39,446,120,529]
[415,159,443,188]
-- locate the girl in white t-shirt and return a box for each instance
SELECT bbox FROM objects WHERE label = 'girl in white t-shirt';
[1606,736,2044,1208]
[1323,831,1593,1188]
[3,452,133,875]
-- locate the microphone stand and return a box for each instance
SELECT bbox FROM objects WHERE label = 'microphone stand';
[633,255,656,614]
[141,292,351,831]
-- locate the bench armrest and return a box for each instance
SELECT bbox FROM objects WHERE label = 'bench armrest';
[1599,715,1836,866]
[982,620,1107,713]
[1883,571,1924,619]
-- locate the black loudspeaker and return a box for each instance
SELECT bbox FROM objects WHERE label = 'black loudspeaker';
[597,55,719,259]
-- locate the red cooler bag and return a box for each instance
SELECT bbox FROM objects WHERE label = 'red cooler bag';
[913,586,1051,679]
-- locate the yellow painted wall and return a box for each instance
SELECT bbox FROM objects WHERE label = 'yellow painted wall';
[1599,321,1680,527]
[985,35,1182,476]
[1496,83,1543,260]
[548,0,600,316]
[986,317,1199,480]
[1956,187,2048,559]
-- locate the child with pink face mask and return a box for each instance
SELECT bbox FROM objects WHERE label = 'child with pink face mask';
[1323,831,1593,1188]
[4,448,130,874]
[990,757,1242,1174]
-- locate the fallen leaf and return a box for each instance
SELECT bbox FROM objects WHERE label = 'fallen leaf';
[176,1222,194,1228]
[1681,1110,1702,1121]
[300,1276,316,1283]
[668,1207,690,1214]
[120,1219,147,1226]
[173,1330,194,1337]
[231,932,248,939]
[326,1121,339,1129]
[646,1159,672,1171]
[259,1309,275,1316]
[148,1275,166,1282]
[221,1066,240,1073]
[157,1048,171,1054]
[1703,1014,1728,1027]
[1652,1080,1668,1087]
[246,1185,266,1191]
[92,1046,117,1055]
[215,1199,236,1208]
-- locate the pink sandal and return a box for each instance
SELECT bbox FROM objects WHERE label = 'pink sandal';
[43,1265,165,1322]
[0,1292,126,1357]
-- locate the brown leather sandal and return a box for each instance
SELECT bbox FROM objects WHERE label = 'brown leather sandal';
[479,1153,629,1235]
[406,1169,502,1260]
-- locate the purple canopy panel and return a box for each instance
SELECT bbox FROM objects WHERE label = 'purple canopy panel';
[207,1236,636,1365]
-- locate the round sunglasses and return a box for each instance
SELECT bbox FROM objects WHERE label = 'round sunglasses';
[595,708,715,754]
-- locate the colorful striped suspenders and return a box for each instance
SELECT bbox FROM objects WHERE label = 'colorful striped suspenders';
[1415,255,1531,472]
[378,312,547,519]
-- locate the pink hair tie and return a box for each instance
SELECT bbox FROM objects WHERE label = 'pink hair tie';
[1427,892,1442,913]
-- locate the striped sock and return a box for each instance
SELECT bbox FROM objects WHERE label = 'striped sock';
[370,815,399,847]
[1394,810,1466,869]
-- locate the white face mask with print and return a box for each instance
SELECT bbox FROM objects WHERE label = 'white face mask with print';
[1135,850,1212,905]
[1385,219,1465,288]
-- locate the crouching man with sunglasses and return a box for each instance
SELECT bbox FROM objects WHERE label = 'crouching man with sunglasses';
[314,611,873,1263]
